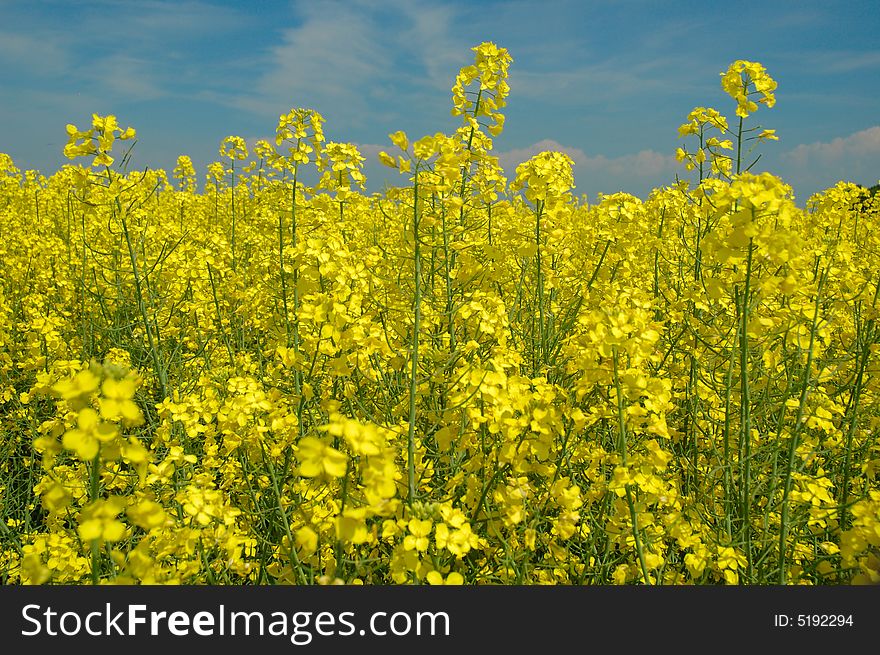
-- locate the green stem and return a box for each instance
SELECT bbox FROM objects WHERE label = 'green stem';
[120,207,168,399]
[535,200,546,374]
[839,319,873,527]
[207,263,234,364]
[407,168,422,506]
[231,163,237,272]
[721,320,739,542]
[738,237,754,582]
[613,348,651,585]
[291,171,302,406]
[279,198,292,348]
[778,266,826,584]
[735,116,744,175]
[261,445,309,585]
[839,277,878,527]
[89,449,101,585]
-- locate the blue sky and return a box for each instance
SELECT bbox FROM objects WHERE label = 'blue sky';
[1,0,878,204]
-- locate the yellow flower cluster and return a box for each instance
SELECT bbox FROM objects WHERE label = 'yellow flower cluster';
[64,113,136,168]
[1,43,877,586]
[721,60,777,118]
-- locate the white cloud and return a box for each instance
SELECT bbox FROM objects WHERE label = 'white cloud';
[784,126,880,167]
[580,149,679,177]
[496,139,590,173]
[777,126,880,196]
[354,143,388,161]
[494,139,680,199]
[497,138,677,178]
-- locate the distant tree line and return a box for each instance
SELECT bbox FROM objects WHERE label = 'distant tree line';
[852,182,880,214]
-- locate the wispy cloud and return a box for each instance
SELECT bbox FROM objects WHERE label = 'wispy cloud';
[88,56,167,101]
[508,54,711,110]
[798,50,880,74]
[394,1,464,90]
[218,0,468,128]
[114,0,246,36]
[2,0,877,201]
[246,11,388,115]
[75,0,247,47]
[0,31,70,76]
[1,1,250,101]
